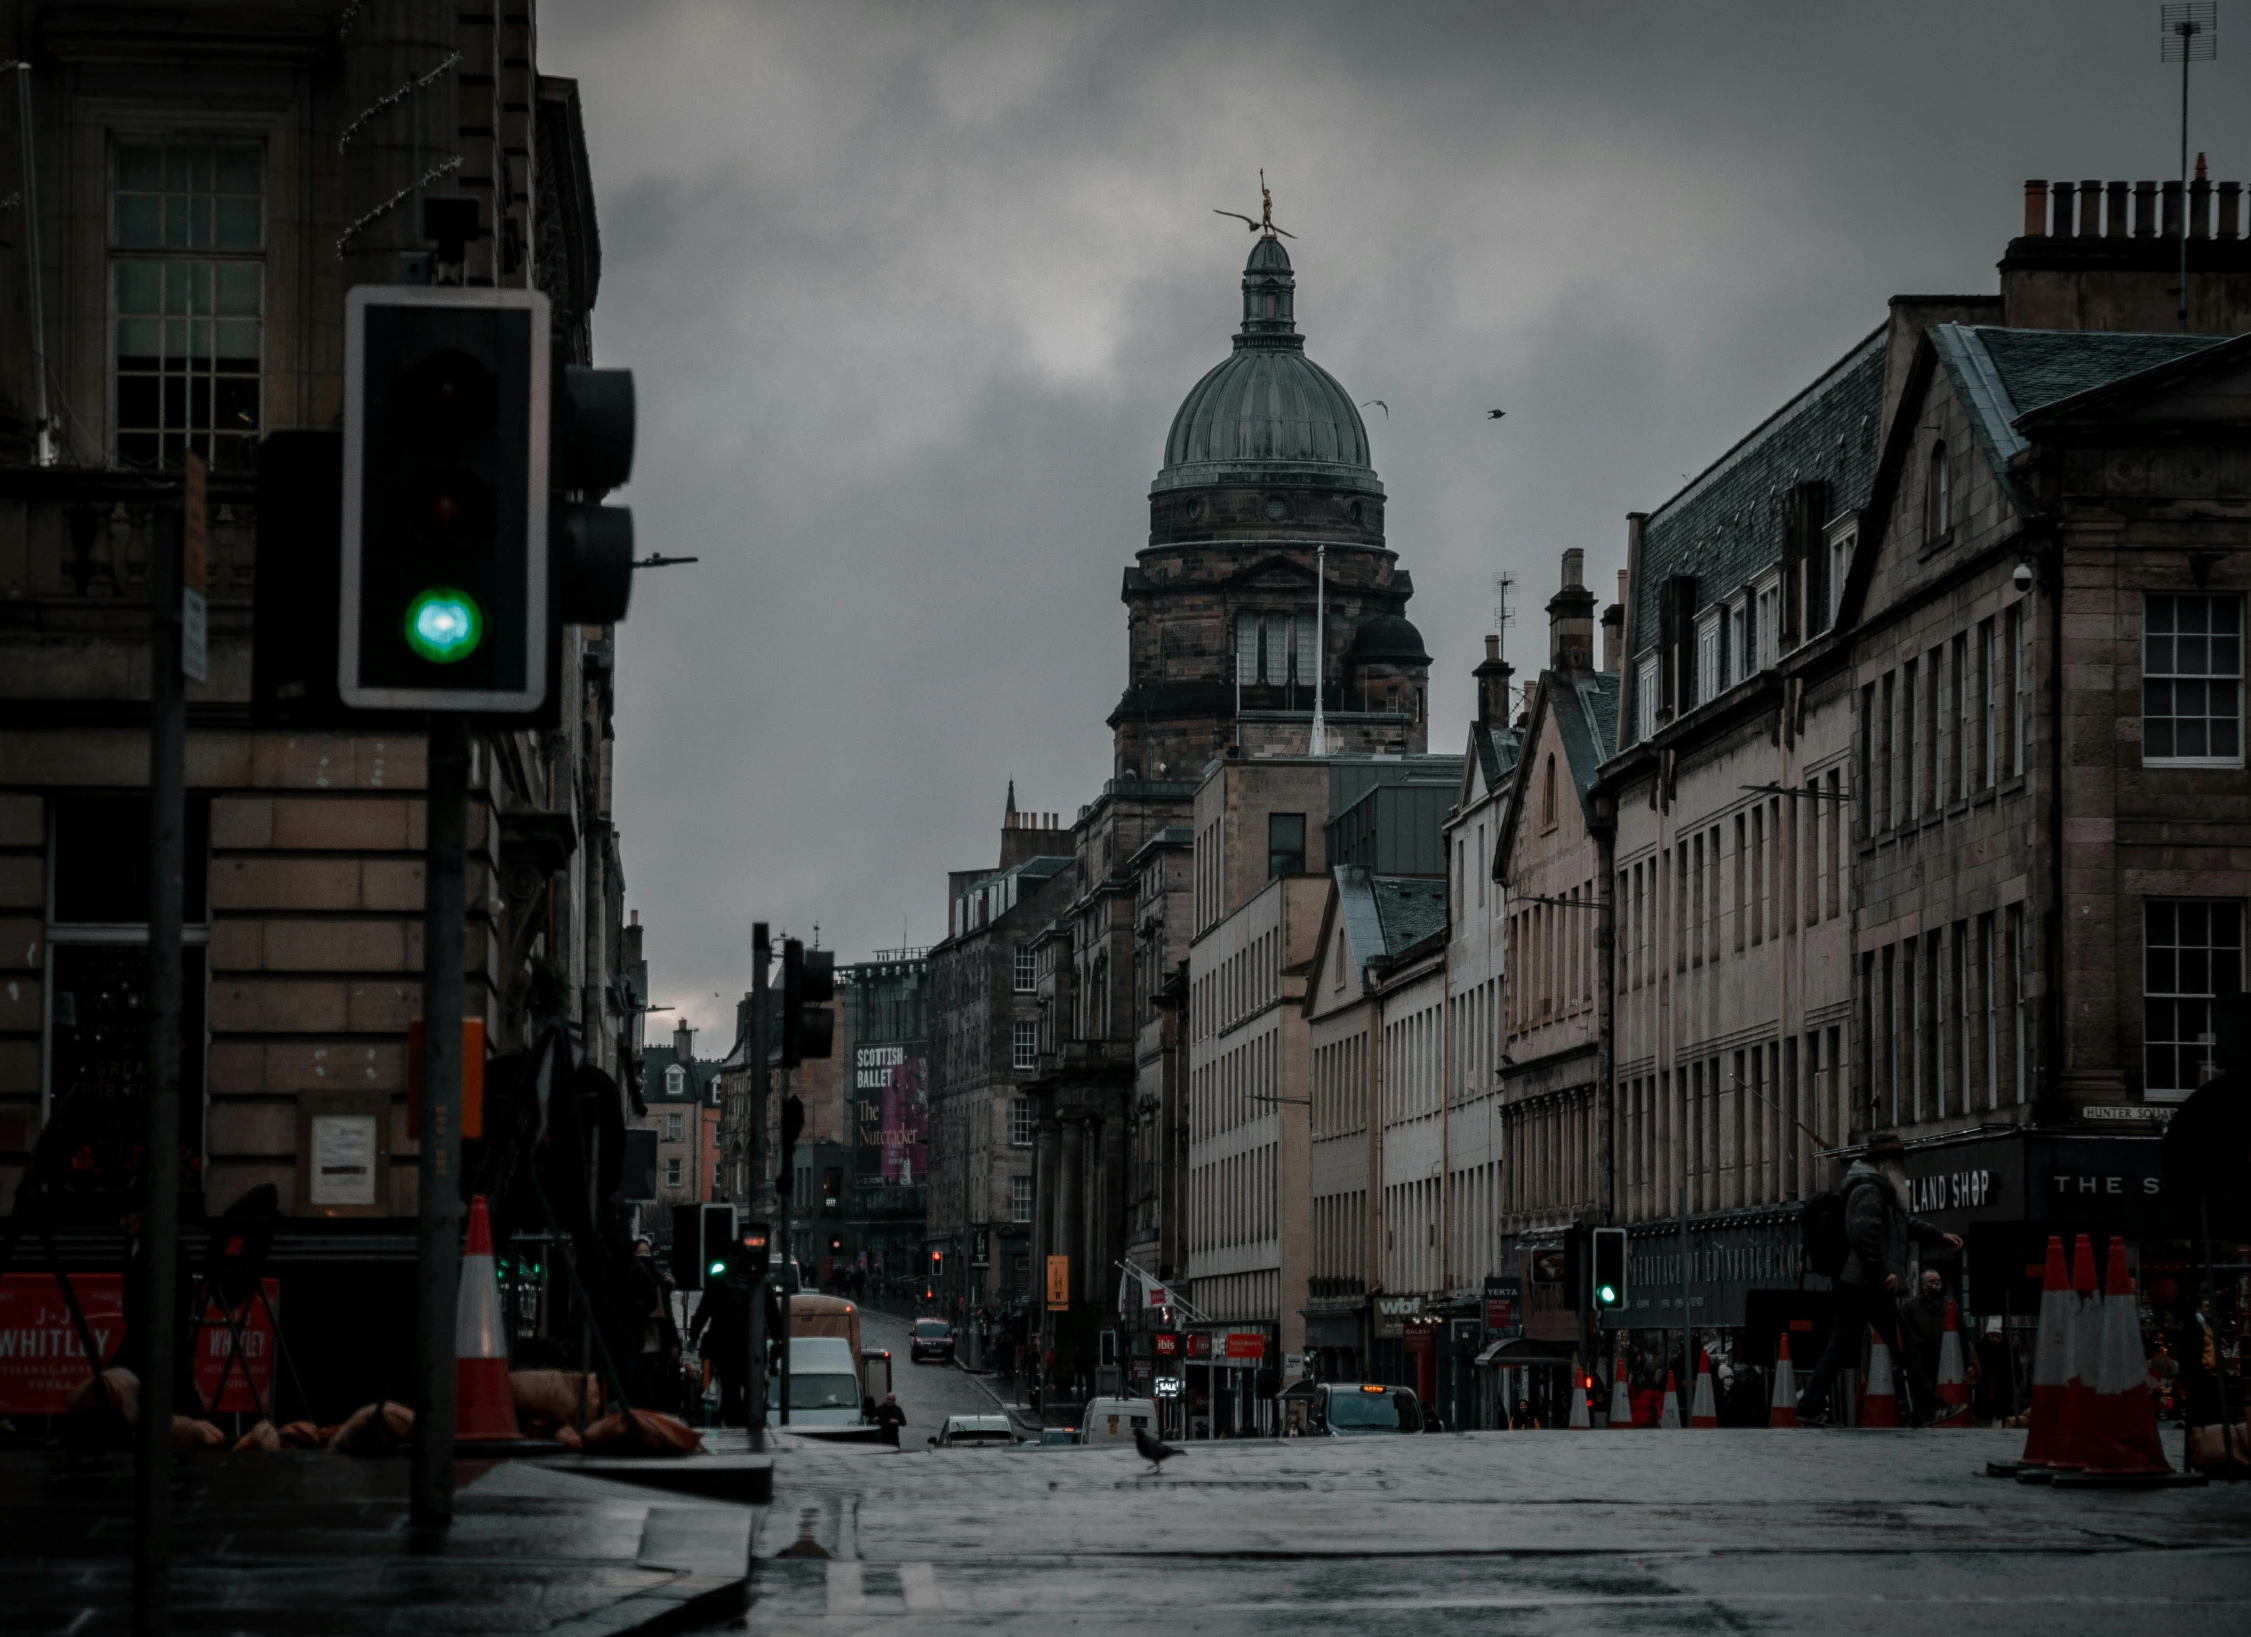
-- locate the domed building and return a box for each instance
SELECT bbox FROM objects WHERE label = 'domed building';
[1113,232,1431,777]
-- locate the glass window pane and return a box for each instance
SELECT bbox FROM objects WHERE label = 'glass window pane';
[214,262,260,316]
[116,144,163,191]
[115,194,162,248]
[214,196,260,251]
[116,373,159,429]
[215,320,259,362]
[215,143,261,196]
[115,260,162,313]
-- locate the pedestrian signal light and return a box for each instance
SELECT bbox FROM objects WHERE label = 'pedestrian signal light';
[1592,1226,1628,1312]
[742,1222,771,1280]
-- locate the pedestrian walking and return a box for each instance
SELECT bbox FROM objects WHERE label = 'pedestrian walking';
[686,1269,750,1426]
[1899,1267,1949,1392]
[1510,1396,1542,1430]
[874,1392,906,1448]
[1795,1133,1962,1426]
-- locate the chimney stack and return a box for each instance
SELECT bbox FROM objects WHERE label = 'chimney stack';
[673,1018,693,1064]
[1547,548,1596,671]
[2023,179,2047,237]
[1472,631,1513,729]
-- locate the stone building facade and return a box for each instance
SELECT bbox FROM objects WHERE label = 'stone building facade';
[0,0,630,1278]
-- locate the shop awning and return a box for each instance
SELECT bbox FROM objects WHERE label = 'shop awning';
[1474,1336,1577,1369]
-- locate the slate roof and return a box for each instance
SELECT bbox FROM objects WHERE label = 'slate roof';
[1623,326,1887,741]
[642,1043,715,1106]
[1369,875,1449,956]
[1467,721,1522,797]
[1329,867,1449,991]
[1931,324,2230,478]
[1551,671,1619,820]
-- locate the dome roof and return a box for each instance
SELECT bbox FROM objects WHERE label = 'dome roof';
[1153,237,1379,496]
[1349,613,1429,664]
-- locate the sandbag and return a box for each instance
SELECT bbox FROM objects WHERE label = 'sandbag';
[2188,1420,2251,1475]
[509,1369,603,1433]
[326,1400,414,1455]
[63,1368,141,1449]
[578,1409,702,1456]
[233,1420,283,1453]
[173,1416,226,1451]
[553,1423,583,1451]
[277,1420,326,1449]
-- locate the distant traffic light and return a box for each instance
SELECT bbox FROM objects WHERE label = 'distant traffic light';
[1592,1226,1628,1313]
[341,286,548,712]
[779,939,836,1067]
[741,1221,772,1281]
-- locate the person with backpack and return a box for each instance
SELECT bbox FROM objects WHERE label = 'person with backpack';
[1795,1133,1962,1427]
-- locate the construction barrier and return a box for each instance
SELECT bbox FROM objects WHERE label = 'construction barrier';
[1861,1333,1900,1427]
[455,1195,521,1443]
[1932,1299,1972,1427]
[1608,1355,1634,1428]
[1688,1350,1718,1428]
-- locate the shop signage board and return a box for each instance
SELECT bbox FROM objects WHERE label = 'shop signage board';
[1044,1254,1069,1311]
[0,1274,125,1413]
[1373,1293,1424,1339]
[192,1278,280,1413]
[1153,1332,1179,1358]
[1222,1330,1266,1362]
[1482,1275,1522,1337]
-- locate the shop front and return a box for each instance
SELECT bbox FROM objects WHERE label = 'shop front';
[1184,1325,1277,1437]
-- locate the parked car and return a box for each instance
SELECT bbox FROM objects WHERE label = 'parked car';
[1305,1383,1422,1436]
[909,1318,956,1363]
[1036,1427,1079,1447]
[928,1414,1017,1448]
[1077,1396,1157,1446]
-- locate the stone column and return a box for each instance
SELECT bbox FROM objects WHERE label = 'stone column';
[1033,1110,1059,1350]
[1059,1115,1085,1306]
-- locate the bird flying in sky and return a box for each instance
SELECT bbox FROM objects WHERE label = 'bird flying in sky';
[1361,399,1389,417]
[1487,409,1506,420]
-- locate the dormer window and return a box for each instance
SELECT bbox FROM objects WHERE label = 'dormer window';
[665,1063,685,1098]
[1925,441,1951,543]
[1727,597,1748,689]
[1695,609,1720,706]
[1756,575,1782,669]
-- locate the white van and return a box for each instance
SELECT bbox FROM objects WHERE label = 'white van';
[767,1336,866,1429]
[1078,1396,1157,1446]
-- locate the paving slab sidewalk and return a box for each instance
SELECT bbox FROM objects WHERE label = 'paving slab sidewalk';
[0,1449,751,1636]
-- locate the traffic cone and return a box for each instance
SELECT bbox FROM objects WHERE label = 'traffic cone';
[2071,1237,2174,1479]
[1932,1300,1973,1427]
[455,1195,521,1443]
[1568,1374,1592,1428]
[1609,1355,1634,1428]
[1689,1349,1718,1428]
[2047,1232,2102,1470]
[1769,1334,1798,1428]
[2016,1235,2073,1468]
[1861,1332,1901,1427]
[1658,1370,1682,1429]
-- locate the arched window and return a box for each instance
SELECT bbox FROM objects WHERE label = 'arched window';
[1926,441,1951,542]
[1541,754,1558,828]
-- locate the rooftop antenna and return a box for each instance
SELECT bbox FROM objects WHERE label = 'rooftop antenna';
[1213,168,1298,240]
[2163,1,2217,331]
[1491,572,1520,669]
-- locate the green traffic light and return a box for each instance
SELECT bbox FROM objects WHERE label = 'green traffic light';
[404,587,484,664]
[709,1260,726,1277]
[1598,1284,1618,1305]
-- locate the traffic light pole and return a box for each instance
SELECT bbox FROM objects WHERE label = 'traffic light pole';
[777,1066,792,1427]
[411,715,469,1525]
[747,923,769,1452]
[134,505,186,1637]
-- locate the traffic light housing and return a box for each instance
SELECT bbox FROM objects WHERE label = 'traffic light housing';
[1592,1226,1628,1314]
[550,353,636,625]
[741,1220,772,1281]
[341,286,549,711]
[779,939,836,1067]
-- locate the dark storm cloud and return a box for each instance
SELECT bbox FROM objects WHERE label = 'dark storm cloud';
[538,0,2249,1038]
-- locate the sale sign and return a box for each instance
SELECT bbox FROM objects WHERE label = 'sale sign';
[0,1274,124,1412]
[192,1280,279,1414]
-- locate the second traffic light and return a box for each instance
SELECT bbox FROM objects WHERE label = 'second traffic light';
[1592,1226,1628,1313]
[779,939,836,1067]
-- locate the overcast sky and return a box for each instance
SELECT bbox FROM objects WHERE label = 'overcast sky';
[543,0,2251,1043]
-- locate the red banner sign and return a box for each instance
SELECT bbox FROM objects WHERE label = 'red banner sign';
[192,1280,279,1413]
[0,1274,125,1413]
[1223,1331,1266,1361]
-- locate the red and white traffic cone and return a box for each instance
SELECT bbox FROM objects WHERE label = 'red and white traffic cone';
[2016,1234,2073,1469]
[2047,1232,2102,1470]
[1860,1332,1901,1427]
[1658,1370,1682,1429]
[1568,1373,1592,1428]
[1609,1355,1635,1428]
[1689,1349,1718,1428]
[1932,1300,1973,1427]
[2069,1236,2175,1481]
[455,1194,521,1443]
[1769,1334,1798,1428]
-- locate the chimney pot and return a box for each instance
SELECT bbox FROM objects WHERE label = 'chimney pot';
[2023,180,2049,237]
[1561,547,1584,589]
[629,909,639,927]
[2079,179,2103,237]
[2134,180,2159,238]
[2163,179,2184,240]
[2221,181,2242,241]
[1484,633,1499,661]
[2192,171,2213,239]
[2107,181,2130,238]
[2051,180,2076,238]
